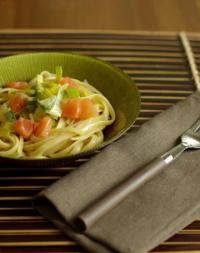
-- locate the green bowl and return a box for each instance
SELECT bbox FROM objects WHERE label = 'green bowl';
[0,52,140,168]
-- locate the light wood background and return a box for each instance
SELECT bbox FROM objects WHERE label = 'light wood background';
[0,0,200,31]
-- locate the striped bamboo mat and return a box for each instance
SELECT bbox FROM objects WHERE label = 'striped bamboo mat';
[0,30,200,253]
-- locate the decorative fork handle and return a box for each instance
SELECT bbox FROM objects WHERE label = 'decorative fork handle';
[75,143,187,232]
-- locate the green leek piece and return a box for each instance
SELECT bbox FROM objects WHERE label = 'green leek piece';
[67,87,80,98]
[0,104,10,122]
[23,101,37,115]
[25,89,35,95]
[42,82,59,98]
[48,82,59,94]
[8,89,16,95]
[43,88,53,98]
[38,96,56,111]
[38,84,67,119]
[35,75,44,96]
[33,106,46,121]
[56,66,63,82]
[5,111,15,122]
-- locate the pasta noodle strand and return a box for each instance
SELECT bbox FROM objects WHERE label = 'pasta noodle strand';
[0,70,115,159]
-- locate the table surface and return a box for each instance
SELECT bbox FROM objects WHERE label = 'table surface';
[1,0,200,32]
[0,30,199,253]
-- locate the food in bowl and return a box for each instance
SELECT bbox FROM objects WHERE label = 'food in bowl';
[0,67,115,159]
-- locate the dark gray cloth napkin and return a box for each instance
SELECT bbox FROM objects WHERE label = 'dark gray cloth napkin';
[33,92,200,253]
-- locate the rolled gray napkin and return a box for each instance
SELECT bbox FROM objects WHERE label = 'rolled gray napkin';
[33,92,200,253]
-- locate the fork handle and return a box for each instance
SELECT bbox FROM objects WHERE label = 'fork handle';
[75,143,187,232]
[161,143,187,163]
[75,157,167,231]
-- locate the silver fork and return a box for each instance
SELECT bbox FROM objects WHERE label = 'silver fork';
[162,118,200,163]
[75,118,200,231]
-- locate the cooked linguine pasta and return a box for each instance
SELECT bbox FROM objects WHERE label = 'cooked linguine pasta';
[0,67,115,159]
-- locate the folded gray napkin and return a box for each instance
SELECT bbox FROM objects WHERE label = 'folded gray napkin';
[33,92,200,253]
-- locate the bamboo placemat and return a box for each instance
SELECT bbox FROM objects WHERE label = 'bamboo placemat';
[0,30,200,253]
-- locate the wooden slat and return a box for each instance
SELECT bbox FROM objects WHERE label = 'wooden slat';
[0,228,200,237]
[0,186,45,190]
[0,44,183,52]
[101,56,186,63]
[0,241,75,247]
[136,83,193,89]
[0,37,180,45]
[115,63,188,70]
[126,69,189,75]
[0,216,46,221]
